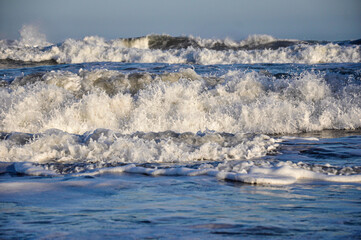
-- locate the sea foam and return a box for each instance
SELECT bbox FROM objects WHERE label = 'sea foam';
[2,69,360,135]
[1,28,361,186]
[1,32,360,64]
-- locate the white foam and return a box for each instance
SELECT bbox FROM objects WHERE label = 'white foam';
[4,159,360,185]
[191,34,279,49]
[0,129,279,165]
[0,34,360,64]
[281,136,319,141]
[2,69,361,135]
[73,161,361,185]
[1,127,360,185]
[14,162,58,176]
[2,133,360,185]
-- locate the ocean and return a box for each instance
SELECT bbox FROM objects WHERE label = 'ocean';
[1,27,361,239]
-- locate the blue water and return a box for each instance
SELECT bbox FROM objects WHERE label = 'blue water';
[1,34,361,239]
[1,171,361,239]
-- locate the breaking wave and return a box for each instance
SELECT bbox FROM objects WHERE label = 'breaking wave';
[1,26,360,64]
[1,26,361,186]
[1,68,360,135]
[1,130,361,185]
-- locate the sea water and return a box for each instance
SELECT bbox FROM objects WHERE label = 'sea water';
[0,26,361,239]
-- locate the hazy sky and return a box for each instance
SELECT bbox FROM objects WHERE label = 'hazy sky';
[1,0,360,42]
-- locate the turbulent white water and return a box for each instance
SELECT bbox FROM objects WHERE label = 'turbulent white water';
[1,29,360,65]
[1,65,361,184]
[1,26,361,185]
[2,26,361,240]
[1,68,360,135]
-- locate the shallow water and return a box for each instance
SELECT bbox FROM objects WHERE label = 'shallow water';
[1,130,360,239]
[1,173,361,240]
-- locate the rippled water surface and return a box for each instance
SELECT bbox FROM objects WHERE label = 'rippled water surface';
[1,172,361,239]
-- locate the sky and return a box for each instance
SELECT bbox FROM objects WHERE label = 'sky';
[0,0,360,42]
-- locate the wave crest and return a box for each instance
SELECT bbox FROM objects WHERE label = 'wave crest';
[2,68,361,135]
[1,33,360,64]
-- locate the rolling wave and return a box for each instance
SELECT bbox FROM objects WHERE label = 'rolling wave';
[1,31,360,65]
[1,68,360,135]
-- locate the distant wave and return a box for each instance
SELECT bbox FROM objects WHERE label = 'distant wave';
[123,34,303,50]
[1,28,360,65]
